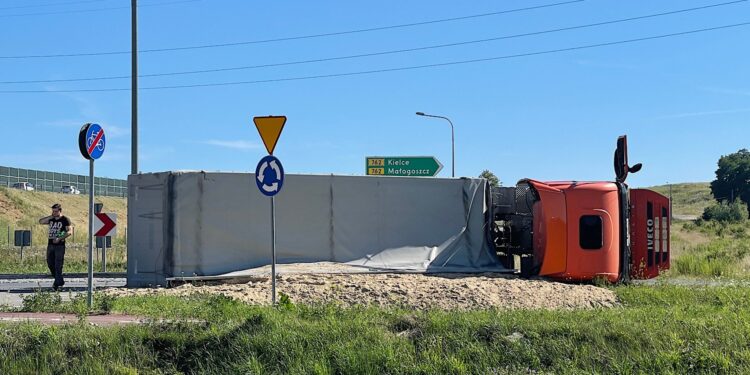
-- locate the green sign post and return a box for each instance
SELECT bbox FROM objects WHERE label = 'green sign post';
[366,156,443,177]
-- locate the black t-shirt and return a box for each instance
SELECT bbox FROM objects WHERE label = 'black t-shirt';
[47,216,71,245]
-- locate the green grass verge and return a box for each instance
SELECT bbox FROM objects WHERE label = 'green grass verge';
[2,285,750,374]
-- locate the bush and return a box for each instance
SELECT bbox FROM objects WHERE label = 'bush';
[21,290,62,312]
[702,201,746,222]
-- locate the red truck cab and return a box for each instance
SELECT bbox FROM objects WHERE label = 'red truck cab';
[529,180,622,282]
[490,136,670,282]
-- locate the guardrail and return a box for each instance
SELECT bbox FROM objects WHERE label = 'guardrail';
[0,165,127,197]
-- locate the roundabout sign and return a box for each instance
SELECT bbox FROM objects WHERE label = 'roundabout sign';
[255,155,284,197]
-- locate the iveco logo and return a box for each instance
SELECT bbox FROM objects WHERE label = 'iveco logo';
[646,219,654,252]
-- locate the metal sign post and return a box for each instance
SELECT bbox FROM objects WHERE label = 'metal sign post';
[253,115,286,305]
[87,159,94,306]
[102,242,106,273]
[271,179,281,305]
[78,123,106,308]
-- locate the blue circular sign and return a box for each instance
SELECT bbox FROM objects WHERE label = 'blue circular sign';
[78,123,106,160]
[255,155,284,197]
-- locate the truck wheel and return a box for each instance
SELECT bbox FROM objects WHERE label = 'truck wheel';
[520,256,535,278]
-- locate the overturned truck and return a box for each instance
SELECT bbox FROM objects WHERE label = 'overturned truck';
[127,135,669,287]
[491,135,670,282]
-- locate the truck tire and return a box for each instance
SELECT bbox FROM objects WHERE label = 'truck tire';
[520,256,535,279]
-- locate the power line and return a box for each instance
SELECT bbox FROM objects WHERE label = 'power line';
[0,0,114,11]
[1,22,747,94]
[2,0,745,85]
[0,0,584,59]
[0,0,199,18]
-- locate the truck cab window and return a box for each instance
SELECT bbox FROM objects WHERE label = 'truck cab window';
[580,215,603,250]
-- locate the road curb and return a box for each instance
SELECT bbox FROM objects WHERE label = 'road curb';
[0,273,126,280]
[0,312,203,326]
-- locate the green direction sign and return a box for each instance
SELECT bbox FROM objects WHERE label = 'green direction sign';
[366,156,443,177]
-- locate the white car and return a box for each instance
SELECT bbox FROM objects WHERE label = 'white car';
[61,185,81,194]
[12,182,34,191]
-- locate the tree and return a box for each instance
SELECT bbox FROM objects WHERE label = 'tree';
[710,149,750,219]
[479,170,501,187]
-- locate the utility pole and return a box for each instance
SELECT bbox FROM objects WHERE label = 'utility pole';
[131,0,138,175]
[668,182,673,220]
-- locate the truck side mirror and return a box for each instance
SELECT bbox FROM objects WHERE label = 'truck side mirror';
[614,136,629,183]
[614,135,642,183]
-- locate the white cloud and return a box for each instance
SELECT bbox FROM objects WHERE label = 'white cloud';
[574,59,638,70]
[39,119,85,129]
[42,85,103,119]
[651,108,750,120]
[39,120,129,138]
[101,125,129,138]
[140,147,176,162]
[99,151,128,162]
[0,150,88,167]
[703,87,750,96]
[201,140,260,151]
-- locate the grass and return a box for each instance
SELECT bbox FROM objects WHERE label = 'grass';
[1,285,750,374]
[0,186,127,248]
[0,186,128,274]
[667,219,750,278]
[661,180,750,278]
[0,244,126,273]
[647,182,713,217]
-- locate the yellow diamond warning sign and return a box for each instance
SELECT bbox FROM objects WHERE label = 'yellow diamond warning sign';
[253,116,286,155]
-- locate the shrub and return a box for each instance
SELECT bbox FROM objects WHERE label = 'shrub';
[21,290,62,312]
[701,202,746,222]
[278,292,295,311]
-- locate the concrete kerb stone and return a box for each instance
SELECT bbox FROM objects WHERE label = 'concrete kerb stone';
[0,312,204,326]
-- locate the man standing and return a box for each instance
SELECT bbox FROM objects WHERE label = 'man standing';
[39,203,73,291]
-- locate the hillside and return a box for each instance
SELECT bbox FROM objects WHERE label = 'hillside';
[0,187,127,246]
[644,182,713,218]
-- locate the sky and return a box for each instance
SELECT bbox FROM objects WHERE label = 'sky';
[1,0,748,188]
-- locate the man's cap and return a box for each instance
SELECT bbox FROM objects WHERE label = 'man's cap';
[51,203,62,210]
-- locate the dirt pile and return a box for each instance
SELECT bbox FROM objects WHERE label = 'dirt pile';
[110,264,618,310]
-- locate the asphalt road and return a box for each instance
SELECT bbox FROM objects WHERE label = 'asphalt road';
[0,277,126,308]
